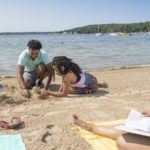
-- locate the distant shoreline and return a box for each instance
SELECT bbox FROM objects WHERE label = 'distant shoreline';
[0,21,149,34]
[0,31,149,35]
[0,32,58,35]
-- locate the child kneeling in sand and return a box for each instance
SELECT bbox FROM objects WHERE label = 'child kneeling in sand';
[41,56,108,97]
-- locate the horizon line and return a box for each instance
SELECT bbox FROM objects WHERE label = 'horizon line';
[0,21,149,33]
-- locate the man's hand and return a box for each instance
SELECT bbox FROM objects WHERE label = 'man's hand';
[21,89,31,98]
[44,85,49,90]
[142,111,150,117]
[45,63,53,89]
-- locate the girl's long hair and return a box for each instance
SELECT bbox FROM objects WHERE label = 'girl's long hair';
[52,56,82,81]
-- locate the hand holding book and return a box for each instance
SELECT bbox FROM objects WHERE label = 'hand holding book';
[142,111,150,117]
[115,109,150,137]
[125,109,150,133]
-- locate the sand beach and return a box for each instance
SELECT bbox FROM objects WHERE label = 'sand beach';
[0,67,150,150]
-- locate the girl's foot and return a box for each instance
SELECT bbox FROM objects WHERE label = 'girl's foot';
[98,82,108,88]
[73,115,92,131]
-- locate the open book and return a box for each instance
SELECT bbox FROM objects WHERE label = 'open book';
[115,109,150,137]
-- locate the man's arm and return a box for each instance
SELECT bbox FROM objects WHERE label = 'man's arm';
[17,65,26,89]
[17,65,31,98]
[44,63,53,89]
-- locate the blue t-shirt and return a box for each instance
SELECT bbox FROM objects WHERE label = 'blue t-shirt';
[18,49,49,72]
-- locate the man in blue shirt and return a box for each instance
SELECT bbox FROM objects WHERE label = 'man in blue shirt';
[17,39,53,98]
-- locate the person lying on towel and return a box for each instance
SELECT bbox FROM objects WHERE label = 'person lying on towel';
[73,111,150,150]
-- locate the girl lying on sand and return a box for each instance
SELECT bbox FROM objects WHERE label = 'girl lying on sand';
[73,111,150,150]
[41,56,108,97]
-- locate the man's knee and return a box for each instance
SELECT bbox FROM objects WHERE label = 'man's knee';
[116,135,127,150]
[24,78,34,88]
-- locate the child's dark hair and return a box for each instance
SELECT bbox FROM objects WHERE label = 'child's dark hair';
[27,39,42,50]
[52,56,82,81]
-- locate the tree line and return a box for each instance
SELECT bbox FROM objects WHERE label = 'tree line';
[62,21,150,34]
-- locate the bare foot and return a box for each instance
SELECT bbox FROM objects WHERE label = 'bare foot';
[98,82,108,88]
[73,115,92,131]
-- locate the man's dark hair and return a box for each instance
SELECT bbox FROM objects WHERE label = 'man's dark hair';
[27,40,42,50]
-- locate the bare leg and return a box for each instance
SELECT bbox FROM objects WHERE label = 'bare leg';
[17,74,34,89]
[24,78,34,89]
[116,134,150,150]
[73,115,125,140]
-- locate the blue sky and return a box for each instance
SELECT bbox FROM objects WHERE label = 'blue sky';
[0,0,149,32]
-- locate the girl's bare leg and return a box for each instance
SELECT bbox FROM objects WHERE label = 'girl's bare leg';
[73,115,125,140]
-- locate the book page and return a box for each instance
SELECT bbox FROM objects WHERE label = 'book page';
[125,109,150,132]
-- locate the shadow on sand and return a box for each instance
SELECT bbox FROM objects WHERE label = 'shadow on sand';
[49,84,109,98]
[0,94,27,105]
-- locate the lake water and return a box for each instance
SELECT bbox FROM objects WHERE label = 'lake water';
[0,33,150,76]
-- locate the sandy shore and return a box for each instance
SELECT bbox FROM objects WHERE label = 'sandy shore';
[0,67,150,150]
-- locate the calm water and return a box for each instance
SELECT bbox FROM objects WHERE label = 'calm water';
[0,33,150,76]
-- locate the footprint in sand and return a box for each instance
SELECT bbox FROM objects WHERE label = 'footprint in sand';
[41,131,52,143]
[41,125,54,143]
[47,125,54,129]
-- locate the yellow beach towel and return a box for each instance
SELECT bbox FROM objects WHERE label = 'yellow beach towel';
[72,119,126,150]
